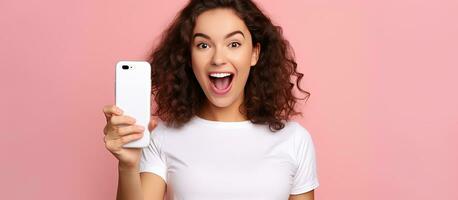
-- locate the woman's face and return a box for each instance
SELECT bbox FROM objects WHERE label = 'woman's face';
[191,8,260,109]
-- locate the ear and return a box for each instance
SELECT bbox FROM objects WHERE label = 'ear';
[250,42,261,67]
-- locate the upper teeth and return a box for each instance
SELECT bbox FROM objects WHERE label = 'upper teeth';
[209,72,232,78]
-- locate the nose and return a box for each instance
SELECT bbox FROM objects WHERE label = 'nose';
[211,46,226,66]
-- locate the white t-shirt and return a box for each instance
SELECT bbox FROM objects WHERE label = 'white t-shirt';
[139,115,319,200]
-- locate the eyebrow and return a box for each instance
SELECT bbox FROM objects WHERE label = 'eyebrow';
[192,30,245,40]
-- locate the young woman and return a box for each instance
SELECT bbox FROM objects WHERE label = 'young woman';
[103,0,319,199]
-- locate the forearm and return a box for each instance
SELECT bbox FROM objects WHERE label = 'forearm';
[116,163,144,200]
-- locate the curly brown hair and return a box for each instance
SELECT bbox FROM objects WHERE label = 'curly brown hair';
[147,0,310,132]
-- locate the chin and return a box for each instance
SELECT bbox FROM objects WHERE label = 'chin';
[206,95,236,108]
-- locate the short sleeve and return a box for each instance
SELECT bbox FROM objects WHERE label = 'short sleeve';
[290,123,319,195]
[139,125,167,183]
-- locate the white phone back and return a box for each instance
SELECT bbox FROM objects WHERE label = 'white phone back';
[115,61,151,148]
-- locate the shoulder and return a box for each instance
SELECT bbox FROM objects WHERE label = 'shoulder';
[285,121,315,151]
[149,117,188,141]
[150,118,168,141]
[286,121,312,140]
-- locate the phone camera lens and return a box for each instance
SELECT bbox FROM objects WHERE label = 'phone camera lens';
[122,65,129,70]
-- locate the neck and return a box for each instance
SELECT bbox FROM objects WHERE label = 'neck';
[197,93,247,122]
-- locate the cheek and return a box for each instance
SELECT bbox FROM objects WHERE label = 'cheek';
[191,52,208,78]
[193,53,213,72]
[229,56,252,88]
[228,49,253,70]
[191,51,205,67]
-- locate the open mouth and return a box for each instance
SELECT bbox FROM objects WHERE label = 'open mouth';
[208,73,234,93]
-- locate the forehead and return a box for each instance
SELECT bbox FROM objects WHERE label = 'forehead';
[193,8,250,40]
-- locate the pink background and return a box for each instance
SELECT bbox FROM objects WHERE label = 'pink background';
[1,0,457,199]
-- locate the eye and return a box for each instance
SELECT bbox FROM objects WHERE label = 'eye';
[229,42,241,48]
[196,42,209,49]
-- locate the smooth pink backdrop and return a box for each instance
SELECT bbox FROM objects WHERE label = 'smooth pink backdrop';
[1,0,457,199]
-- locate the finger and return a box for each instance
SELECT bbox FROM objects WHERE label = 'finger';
[103,105,124,122]
[103,125,109,135]
[120,133,143,145]
[118,125,145,136]
[110,115,136,126]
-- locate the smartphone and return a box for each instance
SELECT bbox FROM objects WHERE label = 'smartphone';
[115,61,151,148]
